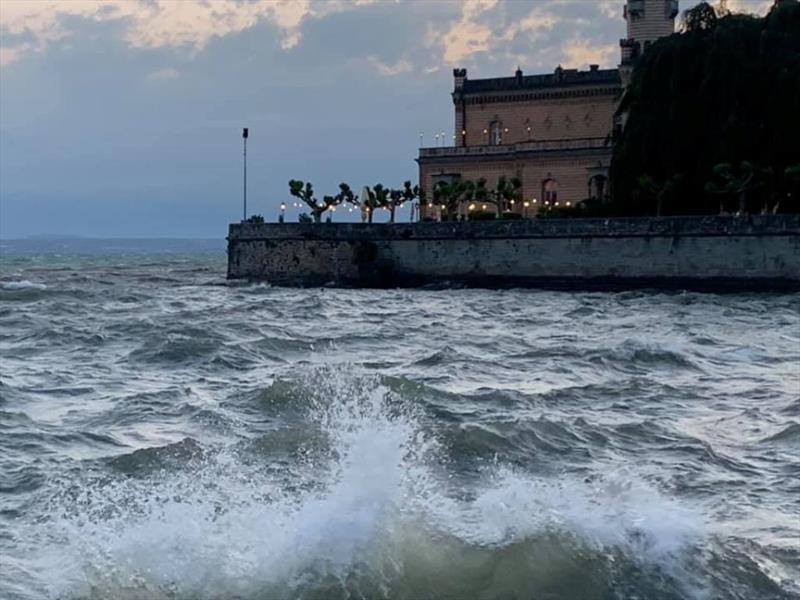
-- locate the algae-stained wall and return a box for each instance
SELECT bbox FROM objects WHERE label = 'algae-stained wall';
[227,216,800,289]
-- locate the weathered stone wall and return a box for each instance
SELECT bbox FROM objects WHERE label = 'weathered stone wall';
[227,215,800,290]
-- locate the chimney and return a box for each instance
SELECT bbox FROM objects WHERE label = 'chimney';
[590,64,599,72]
[453,68,467,91]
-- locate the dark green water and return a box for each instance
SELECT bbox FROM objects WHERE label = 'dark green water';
[1,239,798,599]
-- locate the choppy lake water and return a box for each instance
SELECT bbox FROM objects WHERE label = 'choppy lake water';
[1,239,798,599]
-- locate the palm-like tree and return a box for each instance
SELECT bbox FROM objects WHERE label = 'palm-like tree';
[466,177,497,216]
[433,181,466,220]
[402,180,421,222]
[705,161,769,214]
[493,176,522,213]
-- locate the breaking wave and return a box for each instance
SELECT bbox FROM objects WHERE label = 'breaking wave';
[14,371,704,600]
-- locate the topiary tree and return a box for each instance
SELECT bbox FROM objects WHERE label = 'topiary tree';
[289,180,323,223]
[289,180,354,223]
[387,188,405,223]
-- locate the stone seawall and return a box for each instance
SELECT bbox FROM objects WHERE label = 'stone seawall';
[226,215,800,290]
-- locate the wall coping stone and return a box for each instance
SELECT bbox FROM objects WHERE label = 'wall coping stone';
[229,215,800,242]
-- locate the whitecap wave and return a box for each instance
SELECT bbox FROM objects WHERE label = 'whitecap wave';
[2,280,47,291]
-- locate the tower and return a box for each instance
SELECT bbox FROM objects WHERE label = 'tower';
[620,0,679,83]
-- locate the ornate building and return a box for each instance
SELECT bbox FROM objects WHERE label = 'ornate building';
[417,0,679,217]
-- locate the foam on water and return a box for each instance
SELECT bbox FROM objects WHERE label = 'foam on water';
[2,280,47,291]
[16,370,704,600]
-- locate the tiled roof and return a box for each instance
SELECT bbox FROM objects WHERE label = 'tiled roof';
[461,68,621,94]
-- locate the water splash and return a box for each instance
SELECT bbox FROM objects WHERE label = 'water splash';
[9,369,707,600]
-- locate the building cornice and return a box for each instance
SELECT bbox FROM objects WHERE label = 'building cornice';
[456,85,623,106]
[417,137,612,165]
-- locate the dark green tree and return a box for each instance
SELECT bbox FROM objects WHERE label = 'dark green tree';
[611,0,800,215]
[682,2,718,32]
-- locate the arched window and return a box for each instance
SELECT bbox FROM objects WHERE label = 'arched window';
[543,179,559,204]
[489,121,502,145]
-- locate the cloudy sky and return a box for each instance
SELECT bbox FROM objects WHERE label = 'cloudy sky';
[0,0,772,238]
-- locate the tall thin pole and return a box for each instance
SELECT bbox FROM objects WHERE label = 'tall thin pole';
[242,128,249,221]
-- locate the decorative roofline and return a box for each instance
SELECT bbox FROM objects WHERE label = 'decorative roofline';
[456,85,623,106]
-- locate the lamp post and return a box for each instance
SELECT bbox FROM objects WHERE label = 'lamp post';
[279,202,285,223]
[242,128,248,221]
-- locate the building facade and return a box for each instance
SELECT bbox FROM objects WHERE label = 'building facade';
[417,0,679,218]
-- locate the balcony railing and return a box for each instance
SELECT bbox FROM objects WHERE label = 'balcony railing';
[418,137,609,159]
